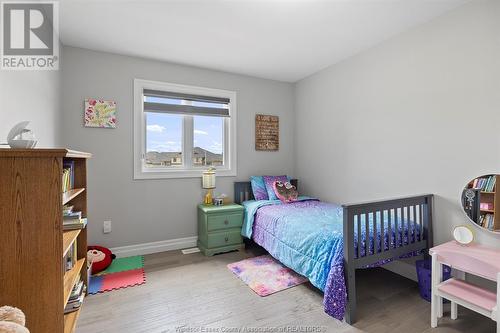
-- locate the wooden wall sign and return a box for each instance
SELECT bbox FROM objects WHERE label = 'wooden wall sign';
[255,114,279,151]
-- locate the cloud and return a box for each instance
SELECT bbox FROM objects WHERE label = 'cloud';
[147,124,166,132]
[147,140,181,152]
[149,143,181,152]
[209,141,223,154]
[194,129,208,135]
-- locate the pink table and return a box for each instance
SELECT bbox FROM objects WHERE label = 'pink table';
[429,241,499,331]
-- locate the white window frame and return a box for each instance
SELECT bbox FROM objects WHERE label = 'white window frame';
[134,79,237,179]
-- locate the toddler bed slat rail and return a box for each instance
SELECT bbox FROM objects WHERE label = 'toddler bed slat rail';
[342,194,433,323]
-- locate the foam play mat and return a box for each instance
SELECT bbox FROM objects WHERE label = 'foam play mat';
[95,255,144,275]
[89,255,145,294]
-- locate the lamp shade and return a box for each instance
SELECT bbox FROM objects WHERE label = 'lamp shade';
[202,169,216,189]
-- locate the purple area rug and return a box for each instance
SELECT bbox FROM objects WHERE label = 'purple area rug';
[227,255,308,296]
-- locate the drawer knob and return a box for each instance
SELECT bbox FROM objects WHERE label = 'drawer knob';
[225,237,229,242]
[224,220,229,225]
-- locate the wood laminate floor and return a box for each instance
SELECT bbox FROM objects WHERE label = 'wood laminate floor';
[77,247,495,333]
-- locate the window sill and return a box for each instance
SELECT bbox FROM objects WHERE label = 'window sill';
[134,168,236,180]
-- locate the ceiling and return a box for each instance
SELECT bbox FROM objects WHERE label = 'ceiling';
[60,0,469,82]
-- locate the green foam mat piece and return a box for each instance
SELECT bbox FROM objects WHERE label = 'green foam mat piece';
[96,255,144,275]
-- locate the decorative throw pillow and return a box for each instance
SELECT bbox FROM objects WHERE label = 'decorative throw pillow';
[273,181,299,203]
[250,176,268,200]
[263,175,289,200]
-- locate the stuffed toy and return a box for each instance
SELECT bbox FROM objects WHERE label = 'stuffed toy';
[87,245,116,274]
[0,306,30,333]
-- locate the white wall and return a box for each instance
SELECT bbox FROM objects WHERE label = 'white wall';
[294,0,500,248]
[61,46,294,248]
[0,70,61,147]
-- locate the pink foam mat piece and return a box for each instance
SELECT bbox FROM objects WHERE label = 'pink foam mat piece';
[98,268,146,293]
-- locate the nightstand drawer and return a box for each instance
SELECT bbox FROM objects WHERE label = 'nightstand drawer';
[207,230,242,248]
[207,213,243,231]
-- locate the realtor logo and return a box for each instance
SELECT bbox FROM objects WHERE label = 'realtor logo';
[1,1,59,70]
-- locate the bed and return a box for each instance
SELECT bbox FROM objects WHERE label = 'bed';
[234,179,433,324]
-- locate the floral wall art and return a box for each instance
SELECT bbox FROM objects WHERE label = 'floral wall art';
[84,99,117,128]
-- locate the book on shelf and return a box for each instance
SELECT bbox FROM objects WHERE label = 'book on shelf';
[64,295,84,314]
[62,160,75,193]
[62,169,70,193]
[478,213,494,230]
[63,211,82,220]
[69,280,85,302]
[64,284,85,314]
[62,204,74,215]
[473,175,496,192]
[489,177,496,192]
[64,240,78,272]
[480,202,494,211]
[63,217,87,231]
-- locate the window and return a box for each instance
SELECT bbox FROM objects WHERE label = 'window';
[193,115,224,167]
[134,79,237,179]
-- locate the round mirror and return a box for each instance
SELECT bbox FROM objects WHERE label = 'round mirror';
[453,225,474,245]
[461,174,499,233]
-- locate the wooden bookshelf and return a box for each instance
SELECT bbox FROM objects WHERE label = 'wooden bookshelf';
[63,230,81,257]
[469,174,500,232]
[63,188,86,205]
[64,306,83,333]
[0,148,91,333]
[63,259,86,307]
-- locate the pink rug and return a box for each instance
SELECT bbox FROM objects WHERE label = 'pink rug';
[227,255,308,296]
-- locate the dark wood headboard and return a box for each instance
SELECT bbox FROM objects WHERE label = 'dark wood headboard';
[234,179,298,204]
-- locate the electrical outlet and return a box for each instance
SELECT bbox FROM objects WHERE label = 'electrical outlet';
[103,220,112,234]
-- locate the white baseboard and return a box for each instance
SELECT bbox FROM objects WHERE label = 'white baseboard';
[111,236,198,258]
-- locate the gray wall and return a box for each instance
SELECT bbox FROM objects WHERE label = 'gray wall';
[294,0,500,248]
[61,46,294,248]
[0,70,61,147]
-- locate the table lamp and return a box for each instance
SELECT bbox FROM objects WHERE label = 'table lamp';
[202,168,216,205]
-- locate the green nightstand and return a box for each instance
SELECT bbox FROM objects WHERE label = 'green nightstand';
[197,203,245,256]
